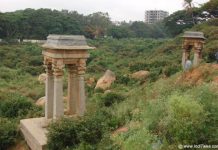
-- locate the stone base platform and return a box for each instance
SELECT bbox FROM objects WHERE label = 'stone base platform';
[20,117,49,150]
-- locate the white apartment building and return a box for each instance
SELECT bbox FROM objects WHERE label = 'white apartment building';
[145,10,169,24]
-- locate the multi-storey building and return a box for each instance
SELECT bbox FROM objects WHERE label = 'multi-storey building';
[145,10,169,24]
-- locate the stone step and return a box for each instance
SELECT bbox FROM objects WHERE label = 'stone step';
[20,117,48,150]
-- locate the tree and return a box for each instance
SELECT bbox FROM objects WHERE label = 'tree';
[183,0,195,24]
[85,12,112,38]
[163,10,193,36]
[108,25,133,39]
[130,21,150,38]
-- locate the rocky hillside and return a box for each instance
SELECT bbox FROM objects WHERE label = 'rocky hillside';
[0,17,217,150]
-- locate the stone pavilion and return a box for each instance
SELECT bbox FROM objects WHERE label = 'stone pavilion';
[182,31,206,69]
[20,35,94,150]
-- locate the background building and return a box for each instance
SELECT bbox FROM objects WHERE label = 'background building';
[145,10,169,24]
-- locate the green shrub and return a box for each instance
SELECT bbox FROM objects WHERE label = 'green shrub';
[193,84,218,144]
[0,118,17,150]
[114,127,155,150]
[47,109,121,150]
[101,92,125,107]
[116,75,131,85]
[94,88,104,93]
[0,93,33,118]
[47,118,81,150]
[96,134,120,150]
[148,68,162,82]
[164,94,206,145]
[129,62,149,72]
[163,65,181,77]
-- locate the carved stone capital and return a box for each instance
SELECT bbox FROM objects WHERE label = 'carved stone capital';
[53,60,64,77]
[43,59,53,76]
[77,59,86,76]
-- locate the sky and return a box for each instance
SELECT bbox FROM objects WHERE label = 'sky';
[0,0,210,21]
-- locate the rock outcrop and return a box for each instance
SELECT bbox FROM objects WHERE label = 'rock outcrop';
[95,70,116,90]
[131,70,150,80]
[36,96,46,106]
[36,96,67,106]
[38,73,47,84]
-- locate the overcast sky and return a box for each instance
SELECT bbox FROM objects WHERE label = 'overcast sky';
[0,0,209,21]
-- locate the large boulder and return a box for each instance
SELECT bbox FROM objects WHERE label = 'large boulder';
[36,96,46,106]
[38,73,47,84]
[131,70,150,80]
[36,96,67,106]
[95,70,116,90]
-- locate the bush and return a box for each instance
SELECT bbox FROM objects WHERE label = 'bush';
[47,109,121,150]
[193,84,218,144]
[101,92,125,107]
[116,75,131,85]
[164,94,206,145]
[163,65,181,77]
[48,118,81,150]
[0,118,17,150]
[114,127,155,150]
[0,93,33,118]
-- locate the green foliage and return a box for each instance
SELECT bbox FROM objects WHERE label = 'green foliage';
[48,118,81,150]
[163,65,181,77]
[0,5,217,149]
[0,9,112,39]
[165,94,206,144]
[48,109,122,150]
[101,92,125,107]
[108,26,133,39]
[0,93,39,118]
[192,85,218,143]
[108,21,167,39]
[114,127,155,150]
[0,118,17,150]
[0,44,43,75]
[116,75,131,85]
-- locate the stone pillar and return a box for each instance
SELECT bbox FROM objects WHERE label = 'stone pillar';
[53,61,64,119]
[76,59,86,116]
[182,49,187,69]
[44,63,54,119]
[67,65,77,115]
[193,44,202,67]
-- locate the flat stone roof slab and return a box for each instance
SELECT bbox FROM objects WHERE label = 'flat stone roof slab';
[182,31,206,39]
[42,34,95,50]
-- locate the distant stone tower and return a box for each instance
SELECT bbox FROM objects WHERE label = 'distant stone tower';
[182,31,206,69]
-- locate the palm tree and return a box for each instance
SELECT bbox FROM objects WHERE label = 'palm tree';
[183,0,195,25]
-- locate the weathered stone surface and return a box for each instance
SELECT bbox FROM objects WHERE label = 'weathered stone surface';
[38,73,47,84]
[131,70,150,80]
[20,118,49,150]
[95,70,116,90]
[104,90,112,94]
[112,127,128,137]
[182,31,206,39]
[36,96,67,107]
[86,77,95,87]
[43,35,94,50]
[36,97,46,106]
